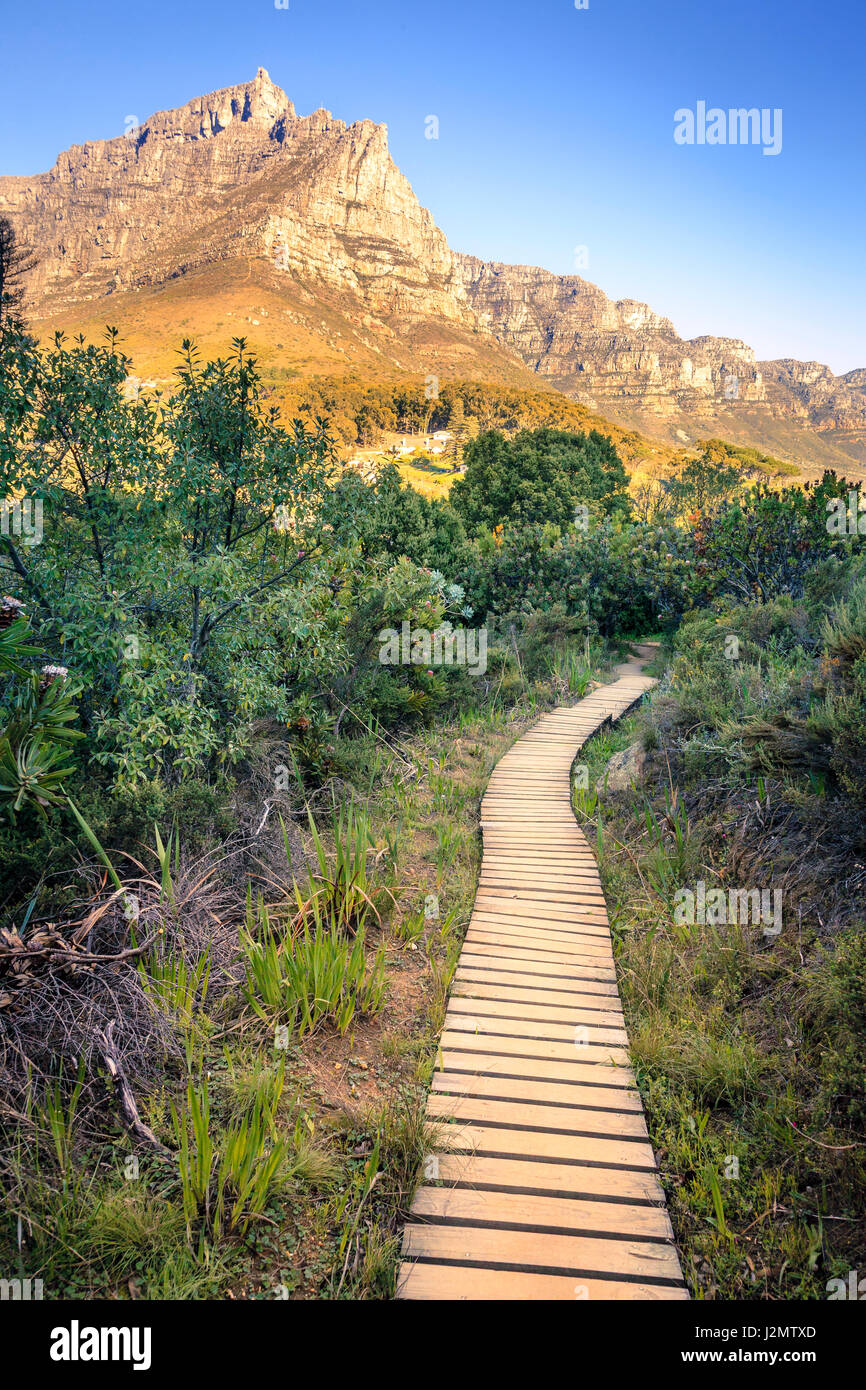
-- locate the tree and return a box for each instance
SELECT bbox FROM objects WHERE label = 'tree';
[458,518,692,636]
[0,218,37,326]
[450,427,631,534]
[662,451,745,517]
[354,404,377,445]
[338,462,467,570]
[0,323,350,783]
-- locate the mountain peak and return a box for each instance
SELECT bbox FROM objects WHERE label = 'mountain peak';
[127,69,295,144]
[1,73,864,472]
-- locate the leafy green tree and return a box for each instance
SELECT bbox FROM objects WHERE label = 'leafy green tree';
[662,452,745,517]
[692,474,860,604]
[459,519,692,636]
[450,427,631,533]
[0,321,353,782]
[335,463,468,572]
[161,338,334,668]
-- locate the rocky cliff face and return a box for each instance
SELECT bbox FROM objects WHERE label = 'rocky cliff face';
[454,255,865,437]
[1,68,474,328]
[2,70,864,467]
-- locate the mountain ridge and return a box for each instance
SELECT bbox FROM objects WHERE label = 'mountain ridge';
[2,68,864,473]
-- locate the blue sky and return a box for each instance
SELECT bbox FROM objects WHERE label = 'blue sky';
[2,0,863,372]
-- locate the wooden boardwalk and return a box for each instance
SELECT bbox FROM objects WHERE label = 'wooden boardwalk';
[397,673,687,1301]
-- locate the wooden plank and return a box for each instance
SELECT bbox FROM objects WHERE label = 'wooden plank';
[437,1049,634,1088]
[398,672,685,1300]
[467,917,610,940]
[454,970,617,996]
[478,865,604,882]
[439,1028,631,1056]
[432,1152,665,1202]
[479,850,600,863]
[411,1185,671,1240]
[468,916,608,938]
[462,936,613,964]
[431,1070,642,1112]
[444,1010,629,1046]
[468,917,613,935]
[481,828,590,837]
[402,1224,683,1284]
[435,1122,654,1170]
[469,916,611,941]
[468,915,610,940]
[463,934,614,962]
[469,912,611,938]
[473,889,607,909]
[453,968,620,1000]
[478,865,602,879]
[475,888,609,907]
[473,897,610,922]
[464,929,612,954]
[480,839,591,848]
[479,854,601,869]
[456,954,616,982]
[427,1093,646,1138]
[397,1263,687,1300]
[446,996,626,1028]
[477,882,607,902]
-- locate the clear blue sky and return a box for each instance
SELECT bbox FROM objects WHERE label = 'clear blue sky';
[2,0,863,372]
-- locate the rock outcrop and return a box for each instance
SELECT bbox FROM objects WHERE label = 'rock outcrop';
[1,68,474,328]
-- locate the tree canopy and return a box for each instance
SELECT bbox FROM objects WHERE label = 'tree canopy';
[449,426,631,533]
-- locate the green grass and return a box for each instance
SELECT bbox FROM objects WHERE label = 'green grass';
[11,607,861,1303]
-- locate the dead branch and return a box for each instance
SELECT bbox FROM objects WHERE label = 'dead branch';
[97,1020,173,1159]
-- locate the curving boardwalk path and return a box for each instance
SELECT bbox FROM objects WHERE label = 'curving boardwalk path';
[397,660,687,1300]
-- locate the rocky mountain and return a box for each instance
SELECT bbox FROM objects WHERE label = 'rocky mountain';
[2,69,864,473]
[1,69,474,326]
[455,257,866,463]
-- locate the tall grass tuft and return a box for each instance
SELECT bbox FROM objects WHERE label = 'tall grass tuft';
[242,896,386,1037]
[290,806,389,936]
[170,1064,291,1239]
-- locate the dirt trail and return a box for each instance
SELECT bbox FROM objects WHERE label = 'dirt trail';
[611,640,659,681]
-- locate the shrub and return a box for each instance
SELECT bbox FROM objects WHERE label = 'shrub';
[820,930,866,1123]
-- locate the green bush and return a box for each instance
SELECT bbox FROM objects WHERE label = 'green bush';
[450,426,631,533]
